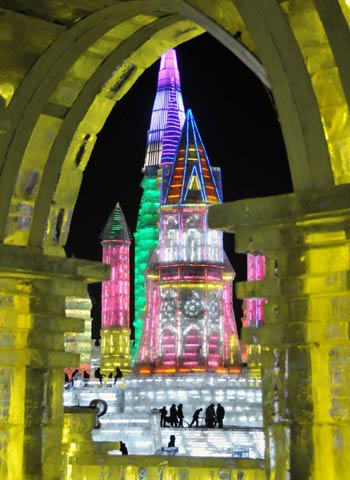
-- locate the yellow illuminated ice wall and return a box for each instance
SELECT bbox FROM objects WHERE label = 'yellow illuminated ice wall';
[0,1,348,479]
[64,295,93,374]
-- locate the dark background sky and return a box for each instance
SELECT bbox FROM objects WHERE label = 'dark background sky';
[65,33,292,339]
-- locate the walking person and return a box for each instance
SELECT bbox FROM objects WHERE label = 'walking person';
[216,403,225,428]
[159,406,168,427]
[189,408,202,427]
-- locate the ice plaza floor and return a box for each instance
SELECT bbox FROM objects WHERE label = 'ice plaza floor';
[63,372,264,458]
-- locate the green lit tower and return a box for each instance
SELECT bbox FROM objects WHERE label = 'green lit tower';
[133,49,185,360]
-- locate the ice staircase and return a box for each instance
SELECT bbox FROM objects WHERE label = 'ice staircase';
[63,373,265,457]
[159,427,264,458]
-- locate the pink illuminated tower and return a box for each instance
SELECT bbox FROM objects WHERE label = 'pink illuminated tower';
[100,202,131,372]
[242,254,267,367]
[135,109,241,374]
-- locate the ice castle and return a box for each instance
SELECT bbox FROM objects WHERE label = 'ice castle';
[64,49,264,459]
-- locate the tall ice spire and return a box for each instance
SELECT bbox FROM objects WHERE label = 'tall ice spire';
[133,49,186,361]
[143,49,185,170]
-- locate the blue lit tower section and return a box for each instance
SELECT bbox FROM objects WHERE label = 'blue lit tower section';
[136,110,241,374]
[133,49,185,359]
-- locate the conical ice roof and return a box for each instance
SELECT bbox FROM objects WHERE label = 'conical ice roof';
[163,109,222,205]
[100,202,131,242]
[143,49,185,169]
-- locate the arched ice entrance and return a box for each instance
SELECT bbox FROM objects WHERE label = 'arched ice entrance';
[0,1,349,478]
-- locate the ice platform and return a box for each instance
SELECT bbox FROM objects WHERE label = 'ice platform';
[63,371,264,457]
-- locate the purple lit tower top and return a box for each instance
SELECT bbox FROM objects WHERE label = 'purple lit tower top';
[133,49,186,360]
[136,109,241,374]
[143,49,186,171]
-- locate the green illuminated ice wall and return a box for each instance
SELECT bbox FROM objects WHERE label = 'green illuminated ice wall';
[133,174,160,357]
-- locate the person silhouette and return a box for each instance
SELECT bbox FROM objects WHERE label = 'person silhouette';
[169,404,178,427]
[189,408,203,427]
[159,406,168,427]
[114,367,123,384]
[216,403,225,428]
[168,435,176,448]
[119,441,128,455]
[94,368,104,385]
[205,404,216,428]
[177,403,184,427]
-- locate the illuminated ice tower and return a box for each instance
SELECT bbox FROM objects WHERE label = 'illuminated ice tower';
[136,109,241,373]
[133,49,185,359]
[241,254,267,369]
[100,202,131,372]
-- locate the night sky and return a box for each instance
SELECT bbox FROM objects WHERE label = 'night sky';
[65,33,292,339]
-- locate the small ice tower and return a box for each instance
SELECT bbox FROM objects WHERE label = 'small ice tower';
[100,202,131,373]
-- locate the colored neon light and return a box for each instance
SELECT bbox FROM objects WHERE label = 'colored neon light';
[133,49,186,361]
[135,106,241,373]
[163,110,222,205]
[100,204,131,330]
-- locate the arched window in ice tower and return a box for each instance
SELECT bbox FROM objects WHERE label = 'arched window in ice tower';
[208,329,221,368]
[160,288,177,326]
[160,298,176,320]
[183,228,202,262]
[160,327,176,366]
[207,229,223,263]
[182,325,202,368]
[160,214,179,262]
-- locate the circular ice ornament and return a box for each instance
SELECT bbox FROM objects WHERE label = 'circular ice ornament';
[184,298,201,317]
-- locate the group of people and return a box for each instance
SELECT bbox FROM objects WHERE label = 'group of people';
[159,403,184,427]
[64,369,90,386]
[65,367,124,387]
[189,403,225,428]
[94,366,123,385]
[204,403,225,428]
[159,403,225,428]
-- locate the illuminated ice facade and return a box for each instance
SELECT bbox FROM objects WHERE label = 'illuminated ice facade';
[136,109,241,373]
[242,254,267,367]
[133,49,185,359]
[64,50,263,458]
[100,203,131,371]
[64,295,93,374]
